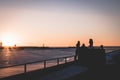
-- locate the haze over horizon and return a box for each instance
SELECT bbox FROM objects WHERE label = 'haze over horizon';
[0,0,120,47]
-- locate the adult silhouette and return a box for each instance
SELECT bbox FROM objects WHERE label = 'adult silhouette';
[100,45,106,64]
[75,41,80,61]
[80,44,88,65]
[88,39,94,49]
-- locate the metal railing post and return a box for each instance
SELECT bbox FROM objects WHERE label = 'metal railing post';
[57,58,59,65]
[0,55,75,77]
[24,64,27,73]
[74,56,76,61]
[65,57,67,63]
[44,60,46,69]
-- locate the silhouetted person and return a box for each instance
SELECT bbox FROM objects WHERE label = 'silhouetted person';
[88,39,94,49]
[100,45,105,54]
[75,41,80,61]
[79,44,88,65]
[100,45,106,64]
[100,45,103,49]
[81,44,87,55]
[81,44,86,48]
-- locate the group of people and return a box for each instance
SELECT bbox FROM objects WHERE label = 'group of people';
[75,39,105,66]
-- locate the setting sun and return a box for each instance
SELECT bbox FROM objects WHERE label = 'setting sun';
[1,33,18,47]
[2,36,15,46]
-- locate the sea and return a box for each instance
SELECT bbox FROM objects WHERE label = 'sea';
[0,46,120,78]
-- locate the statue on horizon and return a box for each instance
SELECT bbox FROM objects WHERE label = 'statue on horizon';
[0,41,2,48]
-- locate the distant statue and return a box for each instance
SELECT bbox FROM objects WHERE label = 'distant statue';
[88,39,94,49]
[14,44,16,48]
[75,41,80,61]
[0,41,2,48]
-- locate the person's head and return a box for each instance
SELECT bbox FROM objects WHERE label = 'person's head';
[100,45,104,49]
[82,44,85,47]
[89,39,93,47]
[76,41,80,47]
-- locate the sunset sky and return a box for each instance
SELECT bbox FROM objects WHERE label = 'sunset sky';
[0,0,120,47]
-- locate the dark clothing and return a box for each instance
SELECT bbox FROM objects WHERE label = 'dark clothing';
[75,47,80,61]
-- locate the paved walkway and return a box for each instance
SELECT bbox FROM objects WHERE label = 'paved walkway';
[35,65,88,80]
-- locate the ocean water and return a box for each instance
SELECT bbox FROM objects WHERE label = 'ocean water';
[0,48,76,78]
[0,47,119,78]
[0,48,75,67]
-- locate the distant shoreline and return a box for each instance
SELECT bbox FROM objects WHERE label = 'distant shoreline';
[0,46,75,50]
[0,46,120,50]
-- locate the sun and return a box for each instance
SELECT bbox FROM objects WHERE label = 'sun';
[1,33,18,47]
[2,36,15,46]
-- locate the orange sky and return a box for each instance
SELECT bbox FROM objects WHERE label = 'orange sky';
[0,0,120,47]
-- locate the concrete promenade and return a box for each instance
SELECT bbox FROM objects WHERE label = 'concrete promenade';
[0,61,88,80]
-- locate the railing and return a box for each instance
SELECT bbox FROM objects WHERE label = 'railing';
[0,55,75,78]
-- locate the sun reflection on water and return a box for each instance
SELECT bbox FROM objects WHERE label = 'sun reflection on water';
[2,47,11,57]
[1,47,17,66]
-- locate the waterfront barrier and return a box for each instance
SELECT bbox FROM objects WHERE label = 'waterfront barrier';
[0,55,75,78]
[0,49,119,79]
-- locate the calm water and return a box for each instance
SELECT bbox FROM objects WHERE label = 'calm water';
[0,48,75,67]
[0,47,119,78]
[0,47,119,67]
